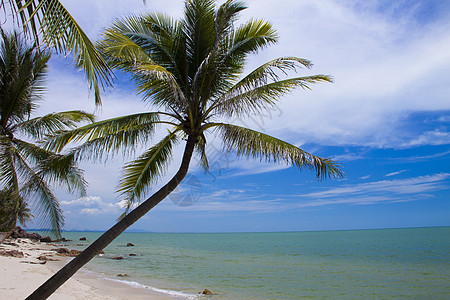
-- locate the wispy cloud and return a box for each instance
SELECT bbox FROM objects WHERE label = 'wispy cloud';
[385,170,408,177]
[158,173,450,213]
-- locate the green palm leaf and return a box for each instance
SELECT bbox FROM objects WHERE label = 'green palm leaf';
[17,110,95,139]
[214,123,343,180]
[7,140,64,237]
[13,138,87,195]
[5,0,113,105]
[211,75,332,117]
[118,130,179,210]
[45,112,171,160]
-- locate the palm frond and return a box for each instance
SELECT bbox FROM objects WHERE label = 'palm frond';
[213,123,343,180]
[0,29,50,129]
[44,112,169,161]
[0,136,20,191]
[20,171,64,238]
[8,0,113,105]
[12,138,87,195]
[16,110,95,139]
[117,130,179,211]
[228,18,278,58]
[195,133,209,171]
[210,74,331,117]
[6,139,64,237]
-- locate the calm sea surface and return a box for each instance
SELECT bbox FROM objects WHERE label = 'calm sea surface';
[60,227,450,299]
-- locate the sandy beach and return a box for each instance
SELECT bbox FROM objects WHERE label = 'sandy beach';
[0,238,174,300]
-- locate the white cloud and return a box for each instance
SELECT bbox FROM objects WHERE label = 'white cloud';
[385,170,408,177]
[61,195,123,215]
[400,130,450,148]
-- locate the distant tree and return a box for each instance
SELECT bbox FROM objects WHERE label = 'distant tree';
[0,29,94,236]
[0,189,33,231]
[29,0,343,298]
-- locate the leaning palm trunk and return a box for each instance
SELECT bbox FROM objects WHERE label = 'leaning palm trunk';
[26,136,196,300]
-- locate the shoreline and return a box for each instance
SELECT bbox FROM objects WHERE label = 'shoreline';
[0,238,181,299]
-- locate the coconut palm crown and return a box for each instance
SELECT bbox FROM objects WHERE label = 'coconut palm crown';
[29,0,343,298]
[0,29,94,236]
[48,0,343,207]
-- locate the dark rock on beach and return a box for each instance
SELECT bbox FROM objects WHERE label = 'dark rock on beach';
[10,228,41,241]
[111,256,124,260]
[38,255,59,261]
[0,249,24,258]
[54,247,82,257]
[128,253,137,256]
[79,237,86,241]
[39,236,52,243]
[126,243,134,247]
[117,273,129,277]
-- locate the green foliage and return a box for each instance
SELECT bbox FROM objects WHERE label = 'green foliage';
[48,0,343,214]
[0,30,92,237]
[0,189,33,232]
[1,0,113,105]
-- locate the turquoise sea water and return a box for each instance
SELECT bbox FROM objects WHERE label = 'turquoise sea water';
[60,227,450,299]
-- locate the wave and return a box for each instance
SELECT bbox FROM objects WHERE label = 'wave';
[104,277,198,299]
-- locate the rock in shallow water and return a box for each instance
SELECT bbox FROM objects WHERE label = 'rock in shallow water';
[200,289,214,295]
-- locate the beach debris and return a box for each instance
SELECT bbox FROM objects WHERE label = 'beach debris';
[38,255,59,261]
[128,253,137,256]
[98,250,105,255]
[39,236,52,243]
[111,256,124,260]
[21,260,46,265]
[200,289,214,295]
[0,249,24,258]
[79,237,87,241]
[2,242,18,247]
[117,273,129,277]
[126,243,135,247]
[53,247,82,257]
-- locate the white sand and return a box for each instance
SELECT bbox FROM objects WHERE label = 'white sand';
[0,238,174,299]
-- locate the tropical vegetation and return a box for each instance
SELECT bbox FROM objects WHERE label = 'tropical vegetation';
[28,0,343,298]
[1,0,113,105]
[0,29,93,236]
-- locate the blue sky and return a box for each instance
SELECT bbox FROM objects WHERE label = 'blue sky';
[16,0,450,232]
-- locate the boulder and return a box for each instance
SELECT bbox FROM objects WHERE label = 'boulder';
[54,247,70,254]
[79,237,86,241]
[126,243,134,247]
[117,273,129,277]
[54,248,82,257]
[10,228,42,241]
[39,236,52,243]
[111,256,124,260]
[200,289,213,295]
[128,253,137,256]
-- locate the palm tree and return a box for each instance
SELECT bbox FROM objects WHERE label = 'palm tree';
[0,189,33,231]
[28,0,343,298]
[0,29,94,236]
[1,0,113,105]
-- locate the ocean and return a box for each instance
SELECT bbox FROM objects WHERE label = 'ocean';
[59,227,450,299]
